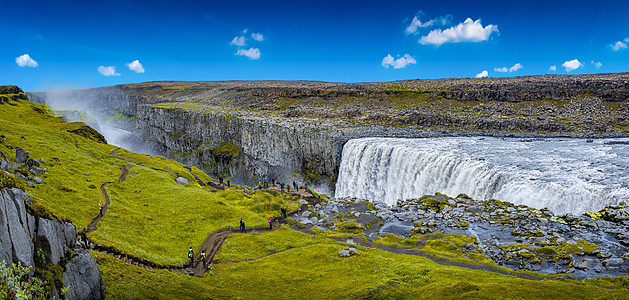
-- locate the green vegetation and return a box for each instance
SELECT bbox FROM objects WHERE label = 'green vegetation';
[1,261,47,299]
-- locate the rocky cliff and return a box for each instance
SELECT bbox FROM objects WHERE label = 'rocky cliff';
[27,73,629,186]
[0,187,105,299]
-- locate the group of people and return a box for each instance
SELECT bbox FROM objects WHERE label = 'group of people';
[258,179,308,193]
[189,209,291,268]
[217,176,230,187]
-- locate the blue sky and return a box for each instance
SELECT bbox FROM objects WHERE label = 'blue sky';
[1,0,628,92]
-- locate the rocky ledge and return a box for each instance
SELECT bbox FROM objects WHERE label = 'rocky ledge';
[292,193,629,280]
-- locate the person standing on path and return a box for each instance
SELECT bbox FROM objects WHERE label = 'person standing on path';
[81,228,88,248]
[188,247,194,266]
[99,200,103,216]
[227,179,230,188]
[268,217,273,230]
[201,250,206,268]
[281,206,287,219]
[240,217,246,233]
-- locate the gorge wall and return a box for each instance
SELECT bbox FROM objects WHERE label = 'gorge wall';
[28,73,629,187]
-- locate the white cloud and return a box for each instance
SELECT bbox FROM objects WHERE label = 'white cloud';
[231,36,246,46]
[418,18,498,46]
[562,59,583,72]
[549,65,557,71]
[381,54,416,69]
[236,48,261,60]
[15,54,39,67]
[242,28,248,34]
[494,63,522,73]
[251,33,264,41]
[475,70,488,78]
[126,60,145,73]
[610,41,627,51]
[405,16,435,34]
[509,63,523,72]
[592,61,602,68]
[98,66,120,76]
[625,38,629,42]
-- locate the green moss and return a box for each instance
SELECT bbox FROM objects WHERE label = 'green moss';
[211,142,240,159]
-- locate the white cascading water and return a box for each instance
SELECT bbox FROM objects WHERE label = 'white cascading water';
[335,137,629,215]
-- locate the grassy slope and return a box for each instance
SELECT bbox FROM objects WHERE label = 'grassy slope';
[0,98,280,265]
[94,230,629,299]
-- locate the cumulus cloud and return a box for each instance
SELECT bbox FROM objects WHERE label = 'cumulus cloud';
[549,65,557,71]
[494,63,522,73]
[475,70,488,78]
[610,41,627,51]
[98,66,120,76]
[251,33,264,41]
[562,59,583,72]
[592,61,602,68]
[126,60,145,73]
[231,36,246,46]
[15,54,39,67]
[381,54,416,69]
[509,63,523,72]
[236,48,261,60]
[418,18,498,46]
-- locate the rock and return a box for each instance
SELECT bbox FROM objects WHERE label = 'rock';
[575,258,598,270]
[175,177,189,185]
[27,182,38,189]
[29,167,47,175]
[39,158,45,164]
[603,258,624,269]
[301,211,312,218]
[36,218,76,264]
[15,148,29,164]
[298,199,308,205]
[0,160,7,171]
[0,188,35,267]
[63,249,106,300]
[7,163,19,171]
[348,247,359,255]
[339,249,351,257]
[26,158,40,168]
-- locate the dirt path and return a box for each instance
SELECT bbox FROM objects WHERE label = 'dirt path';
[87,182,110,233]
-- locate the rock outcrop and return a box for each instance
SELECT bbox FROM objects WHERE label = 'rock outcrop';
[63,249,106,300]
[0,187,105,299]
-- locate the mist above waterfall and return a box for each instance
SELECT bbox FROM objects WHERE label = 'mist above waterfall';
[30,90,157,155]
[335,137,629,215]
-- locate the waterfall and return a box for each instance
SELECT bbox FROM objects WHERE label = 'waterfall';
[335,137,629,215]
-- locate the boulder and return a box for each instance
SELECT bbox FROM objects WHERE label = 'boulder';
[298,199,308,205]
[338,249,351,257]
[175,177,189,185]
[15,148,29,164]
[0,160,7,171]
[603,258,624,269]
[301,211,312,218]
[36,218,76,264]
[33,177,44,184]
[348,247,359,255]
[63,249,106,300]
[575,258,598,270]
[26,158,40,168]
[29,167,47,175]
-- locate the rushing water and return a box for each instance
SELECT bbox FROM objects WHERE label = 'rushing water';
[335,137,629,215]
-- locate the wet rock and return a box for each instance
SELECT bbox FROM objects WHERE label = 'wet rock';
[175,177,189,185]
[63,249,106,300]
[15,148,29,164]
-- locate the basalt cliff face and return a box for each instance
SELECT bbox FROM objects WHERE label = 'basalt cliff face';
[28,73,629,185]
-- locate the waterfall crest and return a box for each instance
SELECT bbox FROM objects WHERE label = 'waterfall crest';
[335,137,629,215]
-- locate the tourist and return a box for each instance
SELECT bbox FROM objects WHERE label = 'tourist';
[240,217,246,233]
[293,181,297,190]
[81,228,87,247]
[201,250,206,267]
[99,200,102,216]
[268,217,273,230]
[287,183,290,192]
[227,179,230,187]
[188,247,194,266]
[281,206,287,219]
[219,176,223,184]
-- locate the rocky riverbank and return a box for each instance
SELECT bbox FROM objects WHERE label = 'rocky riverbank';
[293,193,629,280]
